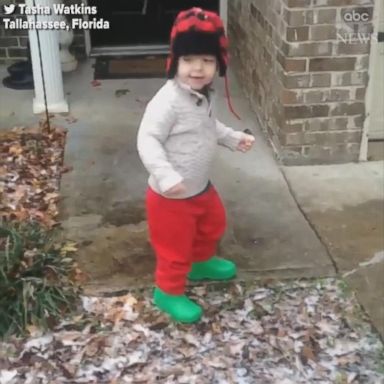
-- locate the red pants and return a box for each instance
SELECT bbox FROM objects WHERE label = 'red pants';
[146,185,226,294]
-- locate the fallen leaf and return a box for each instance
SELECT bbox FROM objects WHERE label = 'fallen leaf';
[64,116,78,124]
[60,165,73,174]
[206,356,227,369]
[60,362,77,378]
[300,345,317,364]
[184,333,200,347]
[0,370,17,384]
[60,242,78,253]
[115,89,130,97]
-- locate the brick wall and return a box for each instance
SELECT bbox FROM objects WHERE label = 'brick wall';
[0,0,86,64]
[0,0,29,63]
[229,0,374,165]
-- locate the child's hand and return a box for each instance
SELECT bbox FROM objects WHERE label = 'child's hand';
[164,182,187,197]
[237,133,255,152]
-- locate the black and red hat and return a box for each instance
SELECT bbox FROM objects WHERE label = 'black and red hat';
[166,7,228,79]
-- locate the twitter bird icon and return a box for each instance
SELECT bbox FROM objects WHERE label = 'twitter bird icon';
[3,4,16,15]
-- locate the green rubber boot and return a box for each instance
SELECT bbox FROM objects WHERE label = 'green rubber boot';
[188,256,237,281]
[153,287,202,323]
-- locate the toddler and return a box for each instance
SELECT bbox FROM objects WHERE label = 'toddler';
[137,7,255,323]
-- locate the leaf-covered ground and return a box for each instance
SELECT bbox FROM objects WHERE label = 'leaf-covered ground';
[0,122,68,228]
[1,279,383,384]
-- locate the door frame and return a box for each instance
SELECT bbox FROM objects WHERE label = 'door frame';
[83,0,228,57]
[359,0,384,160]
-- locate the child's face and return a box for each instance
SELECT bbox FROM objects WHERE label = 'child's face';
[177,55,217,90]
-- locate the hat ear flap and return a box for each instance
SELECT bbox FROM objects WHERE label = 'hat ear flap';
[166,55,178,79]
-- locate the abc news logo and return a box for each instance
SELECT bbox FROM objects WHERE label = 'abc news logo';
[342,8,372,23]
[338,7,379,44]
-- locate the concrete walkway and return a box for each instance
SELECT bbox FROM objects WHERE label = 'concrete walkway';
[283,162,384,337]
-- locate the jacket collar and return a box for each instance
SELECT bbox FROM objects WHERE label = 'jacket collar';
[172,77,215,101]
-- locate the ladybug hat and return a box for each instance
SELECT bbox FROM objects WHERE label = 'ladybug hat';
[166,7,228,78]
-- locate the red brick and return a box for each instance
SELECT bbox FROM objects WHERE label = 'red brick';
[286,26,309,41]
[304,117,349,131]
[283,41,333,57]
[330,131,362,144]
[327,89,351,102]
[354,115,364,127]
[283,132,320,145]
[304,145,331,158]
[336,41,370,55]
[355,56,370,71]
[283,74,311,88]
[281,89,301,104]
[304,119,327,132]
[283,9,306,26]
[277,53,307,72]
[332,72,369,86]
[305,90,326,103]
[284,105,330,119]
[306,9,337,24]
[311,73,332,87]
[283,0,311,7]
[310,25,337,40]
[309,57,356,71]
[284,130,362,146]
[330,102,365,116]
[283,122,305,132]
[355,87,366,100]
[282,146,303,156]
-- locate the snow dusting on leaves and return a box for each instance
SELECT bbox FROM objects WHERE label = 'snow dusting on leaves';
[0,278,383,383]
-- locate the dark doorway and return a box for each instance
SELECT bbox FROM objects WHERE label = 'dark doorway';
[89,0,220,47]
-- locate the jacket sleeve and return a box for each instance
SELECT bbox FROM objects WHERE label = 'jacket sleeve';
[137,99,183,193]
[215,119,243,151]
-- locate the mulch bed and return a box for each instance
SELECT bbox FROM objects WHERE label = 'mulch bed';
[0,120,70,228]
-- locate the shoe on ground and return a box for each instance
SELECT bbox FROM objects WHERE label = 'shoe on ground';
[153,287,202,323]
[188,256,237,281]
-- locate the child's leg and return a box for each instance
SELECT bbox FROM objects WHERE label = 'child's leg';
[146,187,203,323]
[146,187,196,294]
[191,186,226,262]
[189,186,237,280]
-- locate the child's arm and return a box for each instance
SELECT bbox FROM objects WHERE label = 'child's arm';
[215,119,245,150]
[215,120,255,152]
[137,101,183,193]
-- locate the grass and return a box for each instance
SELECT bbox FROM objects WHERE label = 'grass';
[0,221,82,338]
